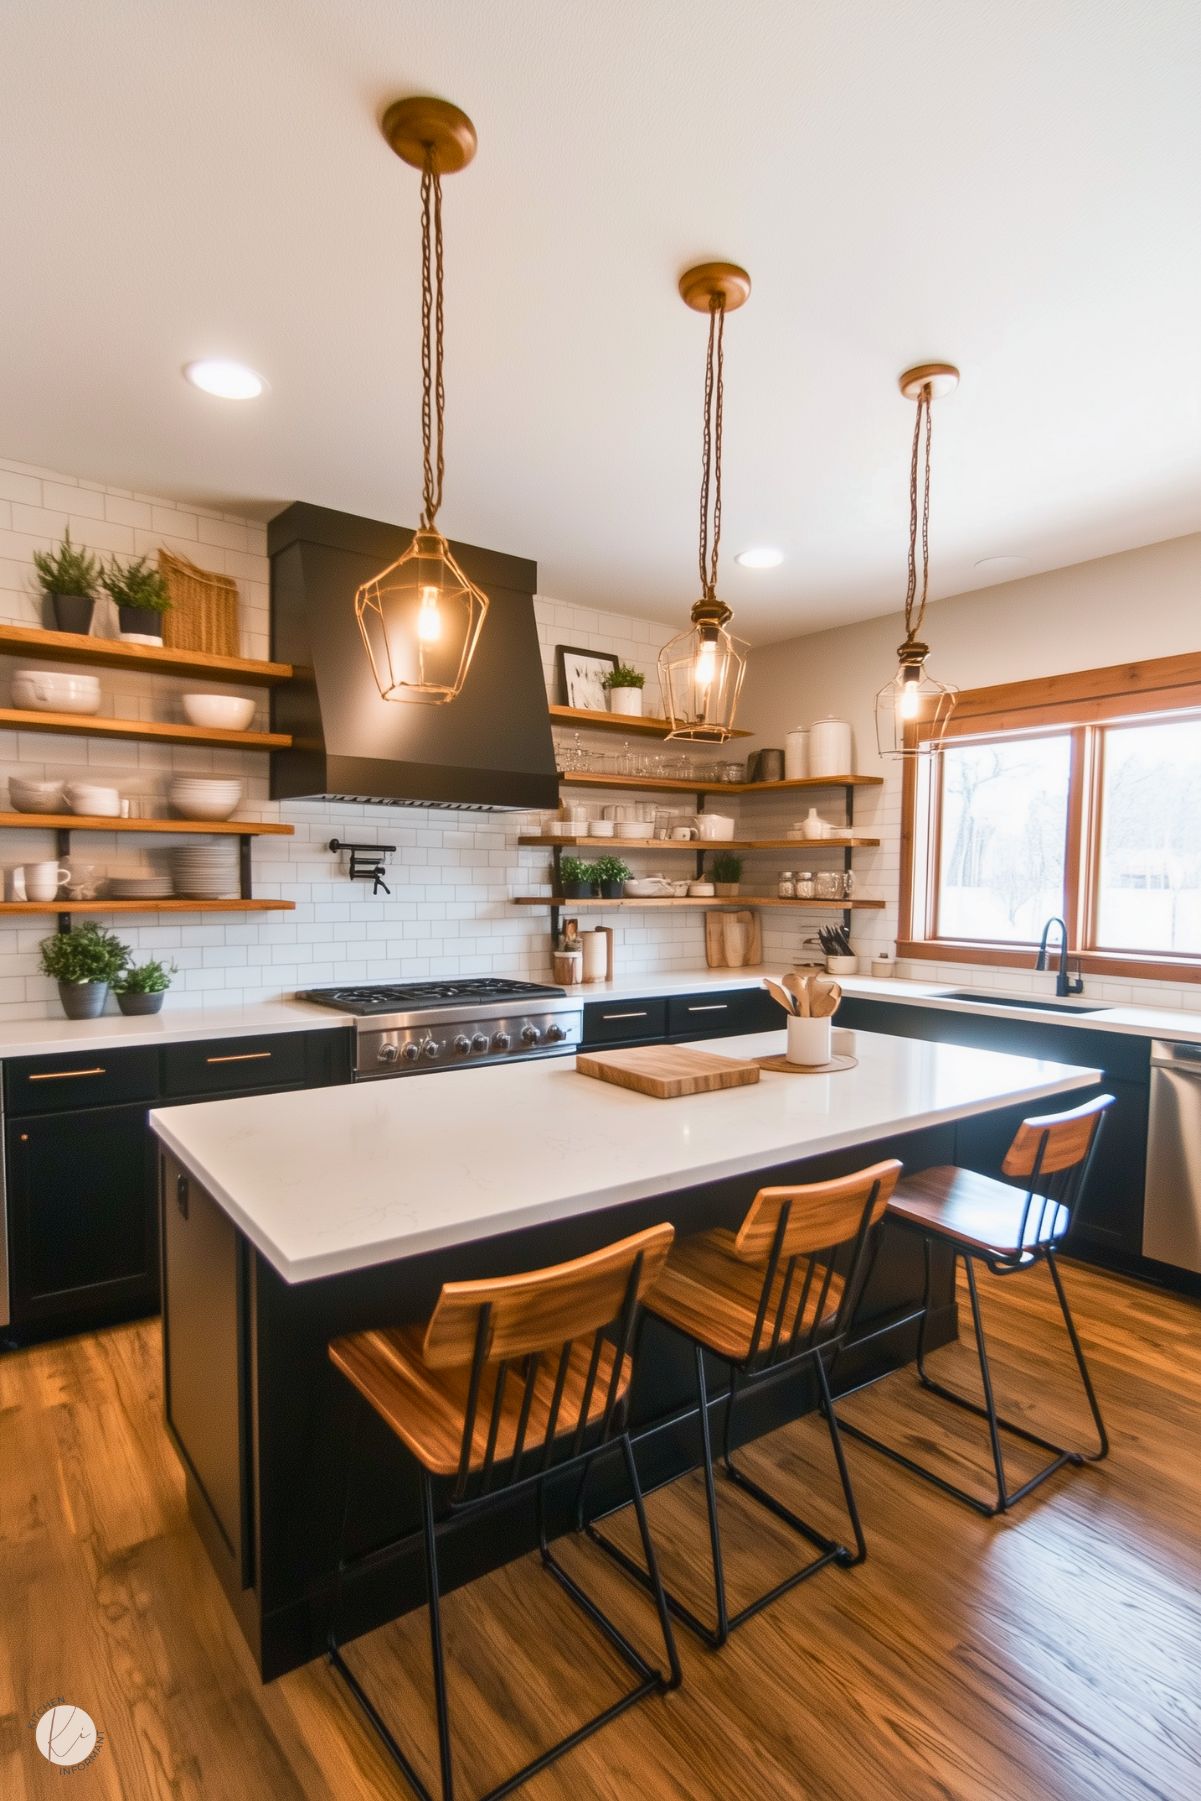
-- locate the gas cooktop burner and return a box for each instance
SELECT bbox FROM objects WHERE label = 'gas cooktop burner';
[299,978,566,1016]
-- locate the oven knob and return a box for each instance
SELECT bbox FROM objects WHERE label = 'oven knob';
[400,1041,420,1063]
[471,1033,490,1053]
[453,1034,471,1056]
[521,1023,541,1046]
[491,1030,511,1052]
[377,1042,400,1063]
[422,1039,440,1061]
[544,1023,566,1043]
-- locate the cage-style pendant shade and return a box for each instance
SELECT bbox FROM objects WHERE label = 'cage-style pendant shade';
[874,653,957,757]
[658,608,748,743]
[355,528,489,705]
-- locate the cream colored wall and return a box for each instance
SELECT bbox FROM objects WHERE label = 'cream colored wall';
[742,532,1201,1008]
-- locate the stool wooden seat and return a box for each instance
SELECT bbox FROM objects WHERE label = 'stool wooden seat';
[834,1094,1113,1518]
[326,1223,680,1801]
[587,1161,900,1648]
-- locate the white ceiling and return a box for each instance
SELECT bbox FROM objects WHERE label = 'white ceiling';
[3,0,1200,643]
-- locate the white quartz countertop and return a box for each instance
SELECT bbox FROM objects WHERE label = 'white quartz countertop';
[150,1026,1100,1284]
[0,999,351,1059]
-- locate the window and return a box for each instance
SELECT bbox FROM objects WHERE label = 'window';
[900,653,1201,982]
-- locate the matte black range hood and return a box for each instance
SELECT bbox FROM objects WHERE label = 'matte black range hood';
[268,503,559,811]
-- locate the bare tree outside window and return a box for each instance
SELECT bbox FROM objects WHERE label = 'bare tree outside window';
[936,737,1070,941]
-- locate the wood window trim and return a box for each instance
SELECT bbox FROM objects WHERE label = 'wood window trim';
[900,652,1201,985]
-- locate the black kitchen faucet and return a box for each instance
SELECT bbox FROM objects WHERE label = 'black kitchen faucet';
[1035,916,1084,997]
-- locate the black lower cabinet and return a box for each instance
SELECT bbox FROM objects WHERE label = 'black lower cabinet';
[6,1102,158,1332]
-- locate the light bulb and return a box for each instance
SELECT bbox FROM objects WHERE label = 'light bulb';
[695,636,717,688]
[898,677,921,720]
[417,584,442,643]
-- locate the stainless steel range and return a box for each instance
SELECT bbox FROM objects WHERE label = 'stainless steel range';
[298,979,582,1080]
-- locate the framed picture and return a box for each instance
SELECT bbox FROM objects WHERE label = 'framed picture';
[555,644,619,712]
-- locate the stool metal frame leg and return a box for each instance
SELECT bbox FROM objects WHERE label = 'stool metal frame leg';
[835,1238,1110,1517]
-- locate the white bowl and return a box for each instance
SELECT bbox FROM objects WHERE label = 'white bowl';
[9,778,64,813]
[588,819,614,837]
[623,877,674,898]
[172,798,242,821]
[167,778,243,821]
[688,881,716,897]
[181,693,257,731]
[12,669,102,715]
[615,820,654,839]
[63,783,121,817]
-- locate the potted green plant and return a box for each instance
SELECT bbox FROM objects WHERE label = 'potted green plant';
[711,851,743,897]
[601,662,646,718]
[560,855,598,899]
[38,922,130,1019]
[592,854,632,899]
[31,528,102,635]
[100,555,173,645]
[113,957,176,1016]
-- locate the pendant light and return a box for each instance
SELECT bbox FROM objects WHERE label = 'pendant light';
[355,97,489,705]
[658,263,751,743]
[875,362,960,757]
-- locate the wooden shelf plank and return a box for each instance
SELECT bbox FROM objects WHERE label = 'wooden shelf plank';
[511,896,885,910]
[0,708,290,750]
[0,898,295,915]
[518,835,880,852]
[556,771,881,796]
[0,811,293,836]
[0,623,292,685]
[549,704,751,740]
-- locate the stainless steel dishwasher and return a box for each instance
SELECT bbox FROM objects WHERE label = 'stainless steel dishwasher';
[1144,1040,1201,1274]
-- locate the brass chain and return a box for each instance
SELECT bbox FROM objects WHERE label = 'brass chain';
[419,153,446,530]
[903,384,934,641]
[697,296,726,601]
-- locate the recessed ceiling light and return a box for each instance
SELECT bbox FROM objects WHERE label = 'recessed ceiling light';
[183,359,266,400]
[974,555,1030,578]
[735,547,784,569]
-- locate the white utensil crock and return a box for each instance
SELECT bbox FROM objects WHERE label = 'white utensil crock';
[786,1015,832,1065]
[785,728,809,780]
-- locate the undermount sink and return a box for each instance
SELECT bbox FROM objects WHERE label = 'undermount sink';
[940,990,1112,1016]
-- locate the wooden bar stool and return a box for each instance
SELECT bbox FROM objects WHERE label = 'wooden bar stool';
[587,1160,901,1647]
[834,1094,1113,1517]
[326,1222,681,1801]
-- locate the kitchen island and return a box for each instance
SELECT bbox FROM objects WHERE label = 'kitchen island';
[151,1025,1100,1678]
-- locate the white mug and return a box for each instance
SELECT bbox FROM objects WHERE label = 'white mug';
[23,861,71,902]
[787,1015,832,1066]
[670,825,697,840]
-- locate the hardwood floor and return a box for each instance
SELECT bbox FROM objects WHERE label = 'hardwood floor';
[1,1259,1198,1800]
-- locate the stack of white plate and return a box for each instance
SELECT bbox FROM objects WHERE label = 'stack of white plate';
[167,777,244,822]
[168,843,239,899]
[108,876,175,900]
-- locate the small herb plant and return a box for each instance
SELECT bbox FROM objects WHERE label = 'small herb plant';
[32,528,101,598]
[100,555,173,613]
[592,855,631,885]
[601,662,646,690]
[39,922,131,986]
[114,958,175,995]
[560,855,597,890]
[710,852,743,884]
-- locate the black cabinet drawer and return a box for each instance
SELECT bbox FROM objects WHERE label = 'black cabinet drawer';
[5,1045,159,1114]
[162,1032,309,1098]
[668,987,779,1039]
[582,999,667,1048]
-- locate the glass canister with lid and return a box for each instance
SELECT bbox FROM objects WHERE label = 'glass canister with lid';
[777,870,796,898]
[795,871,816,898]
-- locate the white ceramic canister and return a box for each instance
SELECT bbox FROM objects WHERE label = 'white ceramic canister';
[785,727,809,781]
[808,716,854,779]
[786,1015,832,1066]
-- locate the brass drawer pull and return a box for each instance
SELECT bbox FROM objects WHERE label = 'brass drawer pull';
[687,1003,728,1012]
[28,1066,107,1081]
[601,1011,648,1021]
[205,1051,273,1064]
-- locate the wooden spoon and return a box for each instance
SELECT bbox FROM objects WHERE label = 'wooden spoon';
[782,971,807,1012]
[812,980,842,1017]
[763,977,797,1017]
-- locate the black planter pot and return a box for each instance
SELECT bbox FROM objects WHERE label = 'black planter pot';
[118,605,164,644]
[561,881,596,899]
[599,879,625,899]
[116,990,165,1016]
[57,981,109,1020]
[48,592,96,635]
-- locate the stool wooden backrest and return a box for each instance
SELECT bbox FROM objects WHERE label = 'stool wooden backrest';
[999,1093,1113,1253]
[421,1222,674,1502]
[733,1159,902,1370]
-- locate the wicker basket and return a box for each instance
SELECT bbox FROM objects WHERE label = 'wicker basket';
[158,548,240,657]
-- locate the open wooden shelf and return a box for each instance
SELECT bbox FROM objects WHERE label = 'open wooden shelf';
[512,896,885,910]
[0,811,292,837]
[519,835,879,852]
[549,704,751,740]
[556,771,881,797]
[0,898,295,916]
[0,708,290,751]
[0,623,292,685]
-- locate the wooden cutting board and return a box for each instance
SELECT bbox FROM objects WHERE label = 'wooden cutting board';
[576,1044,761,1099]
[704,908,763,968]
